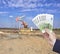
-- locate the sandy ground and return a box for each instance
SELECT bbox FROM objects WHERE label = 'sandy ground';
[0,29,60,54]
[0,33,58,54]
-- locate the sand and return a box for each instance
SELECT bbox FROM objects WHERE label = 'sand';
[0,29,59,54]
[0,33,58,54]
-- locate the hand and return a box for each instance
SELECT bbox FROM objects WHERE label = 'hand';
[42,29,56,46]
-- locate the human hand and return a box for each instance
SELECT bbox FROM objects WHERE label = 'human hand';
[42,29,56,46]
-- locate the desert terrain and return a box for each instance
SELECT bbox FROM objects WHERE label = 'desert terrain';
[0,28,60,54]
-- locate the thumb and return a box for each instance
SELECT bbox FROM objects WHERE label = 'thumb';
[45,29,52,35]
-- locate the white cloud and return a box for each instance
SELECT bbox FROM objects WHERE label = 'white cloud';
[0,0,60,12]
[18,8,58,14]
[56,3,60,7]
[24,3,37,8]
[0,0,47,8]
[2,0,6,4]
[0,0,60,8]
[0,12,8,14]
[44,3,53,7]
[20,8,39,12]
[1,0,60,8]
[9,15,13,18]
[6,0,24,7]
[47,9,57,13]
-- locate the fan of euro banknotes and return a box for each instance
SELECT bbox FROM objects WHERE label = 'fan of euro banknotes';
[32,14,54,33]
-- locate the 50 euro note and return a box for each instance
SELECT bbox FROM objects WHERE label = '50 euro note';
[32,14,54,33]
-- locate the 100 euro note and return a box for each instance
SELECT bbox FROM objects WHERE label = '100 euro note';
[32,14,54,33]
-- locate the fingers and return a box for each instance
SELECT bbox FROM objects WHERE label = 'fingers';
[45,29,52,35]
[42,32,49,40]
[42,29,53,40]
[42,29,50,38]
[42,28,56,46]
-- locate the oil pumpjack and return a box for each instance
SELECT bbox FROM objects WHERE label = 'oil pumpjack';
[16,16,32,34]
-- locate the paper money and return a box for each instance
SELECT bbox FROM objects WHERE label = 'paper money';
[32,14,54,33]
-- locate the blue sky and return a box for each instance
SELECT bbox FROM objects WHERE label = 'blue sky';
[0,0,60,29]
